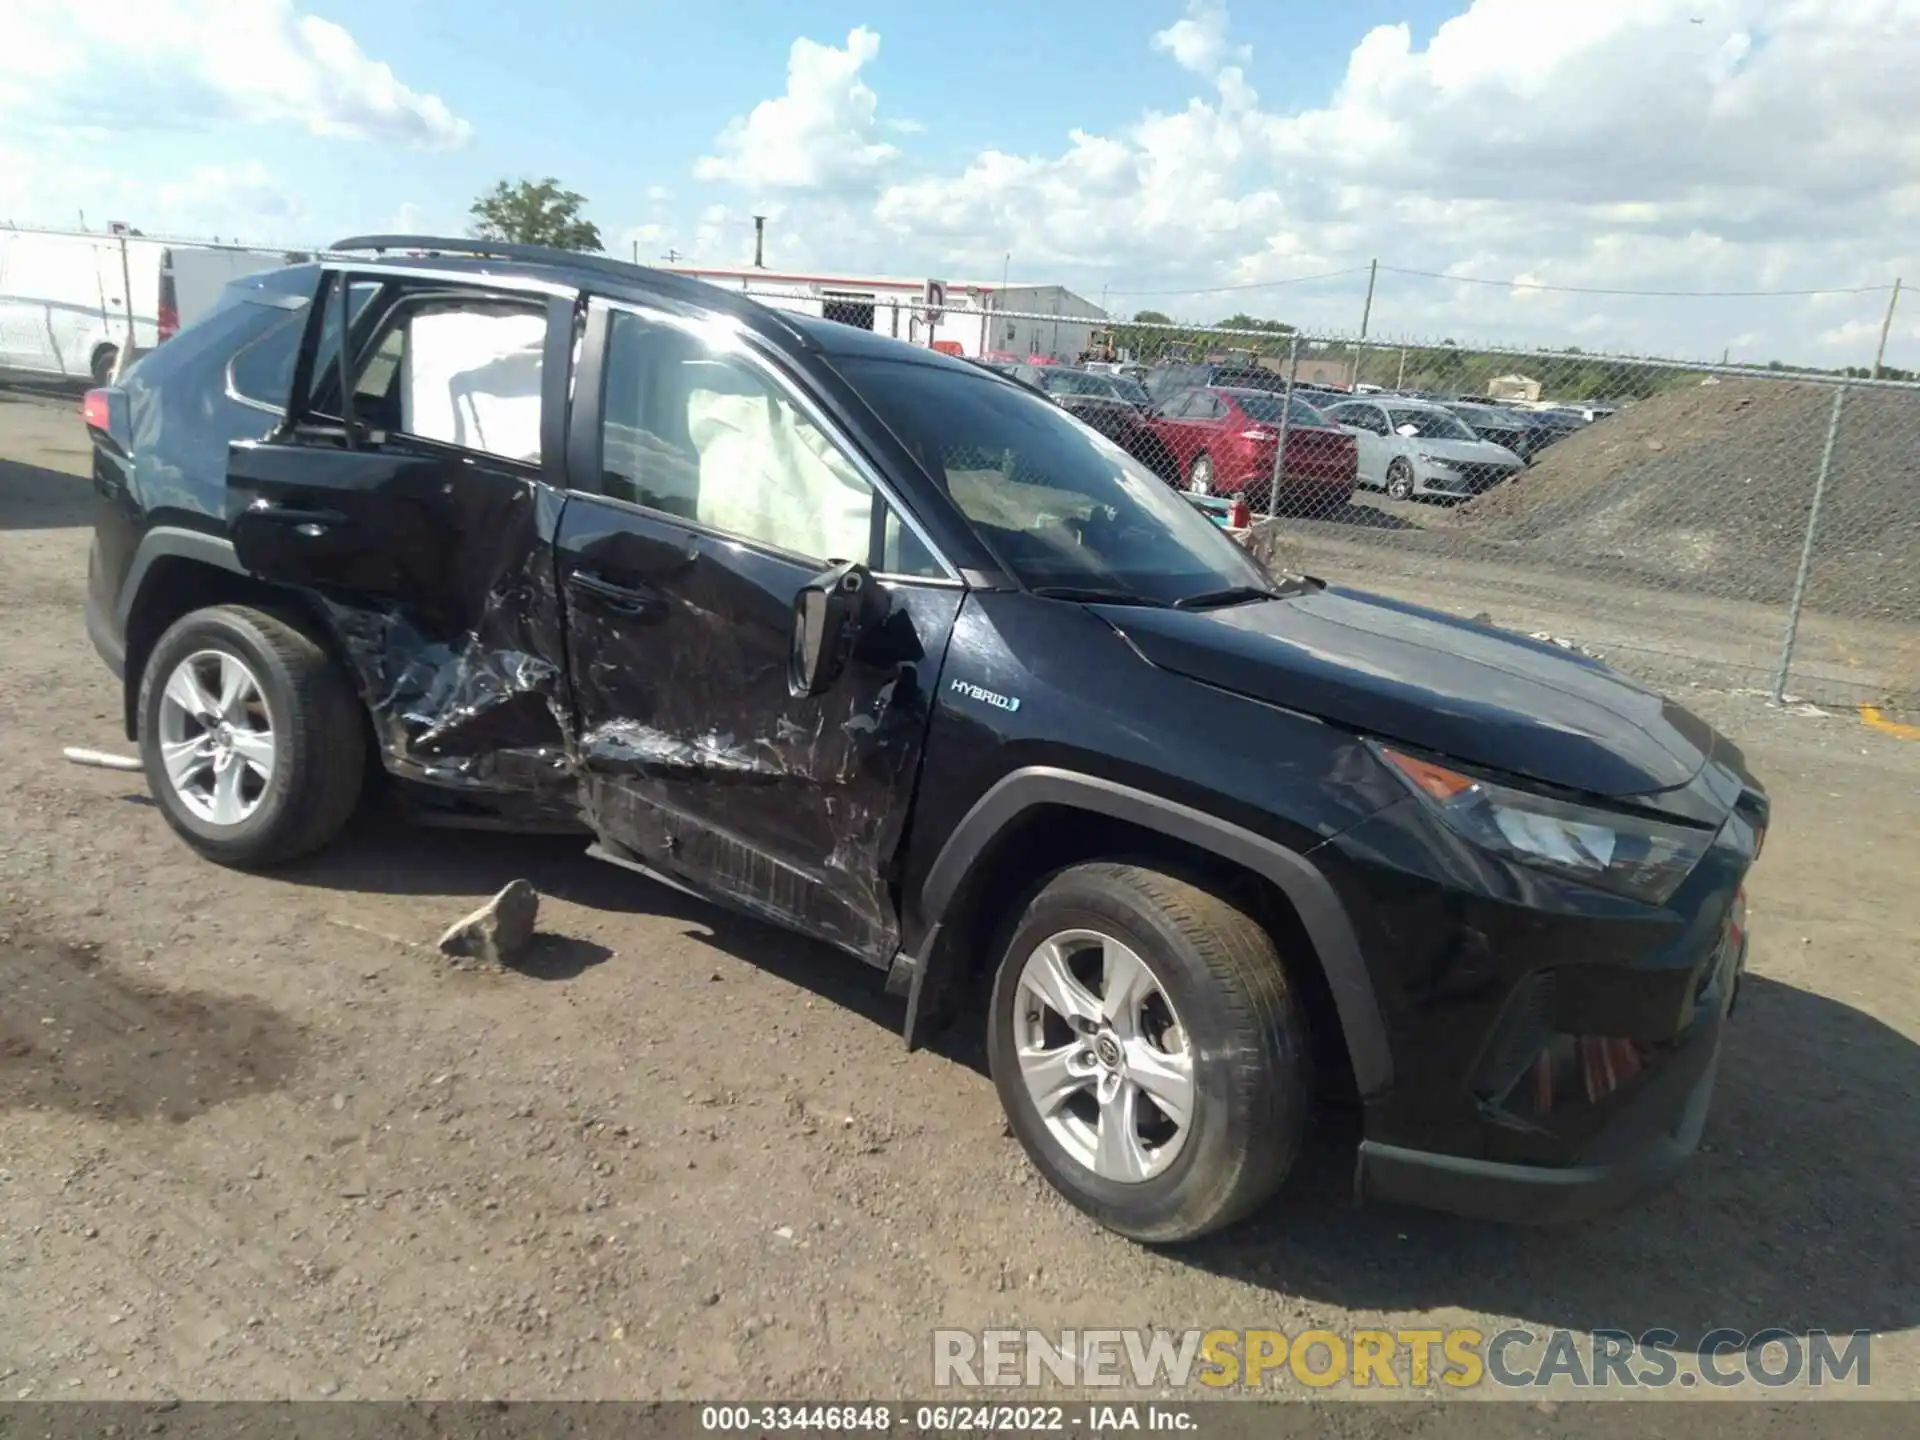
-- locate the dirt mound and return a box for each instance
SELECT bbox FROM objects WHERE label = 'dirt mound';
[1454,379,1920,621]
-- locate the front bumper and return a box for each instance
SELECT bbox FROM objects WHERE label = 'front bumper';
[1354,924,1747,1225]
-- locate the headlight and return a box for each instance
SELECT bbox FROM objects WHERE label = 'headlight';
[1374,745,1713,906]
[1416,453,1457,470]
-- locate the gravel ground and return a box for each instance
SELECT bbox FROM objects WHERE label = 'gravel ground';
[1,389,1917,1411]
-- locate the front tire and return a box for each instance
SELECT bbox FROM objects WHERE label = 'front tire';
[1385,459,1416,501]
[987,862,1311,1243]
[1186,454,1213,495]
[138,605,367,869]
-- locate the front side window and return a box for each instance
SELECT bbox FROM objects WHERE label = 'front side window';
[836,357,1282,606]
[599,310,942,575]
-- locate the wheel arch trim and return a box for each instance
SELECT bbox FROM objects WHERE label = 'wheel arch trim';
[115,526,250,632]
[909,766,1393,1097]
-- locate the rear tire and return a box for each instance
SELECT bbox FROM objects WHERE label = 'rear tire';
[987,861,1311,1243]
[138,605,367,869]
[90,344,118,387]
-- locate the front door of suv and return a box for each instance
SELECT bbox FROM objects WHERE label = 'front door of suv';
[553,299,965,965]
[222,267,580,810]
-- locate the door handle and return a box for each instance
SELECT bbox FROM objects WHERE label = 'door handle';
[238,505,350,539]
[566,568,665,619]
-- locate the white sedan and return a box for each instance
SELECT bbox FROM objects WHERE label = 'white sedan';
[1322,398,1524,502]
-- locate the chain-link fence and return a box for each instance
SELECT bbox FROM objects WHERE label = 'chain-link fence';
[731,282,1917,716]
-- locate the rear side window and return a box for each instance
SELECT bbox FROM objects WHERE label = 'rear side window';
[338,296,548,464]
[228,281,380,411]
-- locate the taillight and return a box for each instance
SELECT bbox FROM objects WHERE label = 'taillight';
[82,388,112,432]
[157,255,180,342]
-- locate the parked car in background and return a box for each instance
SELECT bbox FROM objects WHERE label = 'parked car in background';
[1014,363,1157,454]
[1139,386,1357,513]
[1441,401,1556,463]
[1530,405,1604,432]
[1084,360,1152,387]
[1145,360,1291,403]
[0,226,295,385]
[1323,397,1524,502]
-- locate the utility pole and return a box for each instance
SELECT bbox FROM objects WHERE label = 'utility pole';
[752,215,767,269]
[1352,257,1378,388]
[1871,277,1903,379]
[662,248,682,264]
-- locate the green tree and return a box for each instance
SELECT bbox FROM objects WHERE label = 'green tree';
[469,178,602,251]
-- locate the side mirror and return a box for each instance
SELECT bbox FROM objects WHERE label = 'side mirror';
[790,560,877,698]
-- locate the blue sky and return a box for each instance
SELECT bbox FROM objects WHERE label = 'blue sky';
[2,0,1916,366]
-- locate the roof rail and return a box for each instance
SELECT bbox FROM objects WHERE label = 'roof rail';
[327,233,655,285]
[322,232,821,350]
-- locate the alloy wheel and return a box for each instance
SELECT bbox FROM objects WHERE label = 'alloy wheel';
[1012,929,1195,1183]
[155,649,278,826]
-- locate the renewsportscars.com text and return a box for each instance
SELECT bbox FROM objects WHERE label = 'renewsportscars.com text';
[932,1327,1874,1391]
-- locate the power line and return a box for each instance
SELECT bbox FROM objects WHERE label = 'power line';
[1376,264,1896,299]
[1103,265,1373,298]
[1104,261,1896,302]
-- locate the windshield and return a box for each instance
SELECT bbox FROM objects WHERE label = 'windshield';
[1386,407,1477,441]
[1109,375,1151,406]
[835,357,1282,605]
[1041,369,1125,400]
[1232,392,1333,428]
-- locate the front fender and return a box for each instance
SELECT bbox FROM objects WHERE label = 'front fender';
[904,765,1393,1098]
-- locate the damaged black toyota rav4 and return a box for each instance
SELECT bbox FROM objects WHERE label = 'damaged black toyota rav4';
[83,238,1767,1243]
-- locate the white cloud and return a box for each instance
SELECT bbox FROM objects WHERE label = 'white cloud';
[845,0,1920,363]
[694,27,898,194]
[1151,0,1249,77]
[0,145,305,242]
[0,0,471,148]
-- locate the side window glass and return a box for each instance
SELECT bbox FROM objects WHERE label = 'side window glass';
[351,299,546,463]
[599,309,900,570]
[228,281,378,410]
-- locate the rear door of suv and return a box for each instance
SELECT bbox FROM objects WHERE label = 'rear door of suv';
[221,264,582,805]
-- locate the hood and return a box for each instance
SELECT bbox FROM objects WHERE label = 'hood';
[1412,436,1522,465]
[1095,585,1715,797]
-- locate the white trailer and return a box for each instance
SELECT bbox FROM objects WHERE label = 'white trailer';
[0,227,300,385]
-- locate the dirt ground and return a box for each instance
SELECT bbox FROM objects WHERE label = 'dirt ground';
[1,389,1917,1408]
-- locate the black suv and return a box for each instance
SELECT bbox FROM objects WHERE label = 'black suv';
[82,238,1766,1243]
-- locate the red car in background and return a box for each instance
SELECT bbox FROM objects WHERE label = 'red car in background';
[1137,386,1357,514]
